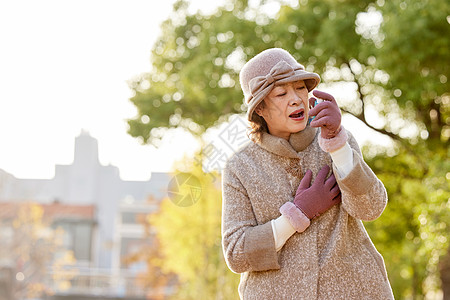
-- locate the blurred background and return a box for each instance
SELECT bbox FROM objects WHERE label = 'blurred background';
[0,0,449,299]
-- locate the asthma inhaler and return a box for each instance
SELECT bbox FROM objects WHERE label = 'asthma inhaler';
[307,98,324,125]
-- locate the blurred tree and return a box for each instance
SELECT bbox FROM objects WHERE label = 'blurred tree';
[360,1,450,298]
[376,0,449,142]
[363,144,450,299]
[147,158,240,299]
[127,0,449,298]
[121,207,178,299]
[0,203,77,300]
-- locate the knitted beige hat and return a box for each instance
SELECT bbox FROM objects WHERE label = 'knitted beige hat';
[239,48,320,121]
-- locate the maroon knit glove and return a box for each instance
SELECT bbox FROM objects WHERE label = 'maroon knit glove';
[293,165,341,219]
[309,90,342,139]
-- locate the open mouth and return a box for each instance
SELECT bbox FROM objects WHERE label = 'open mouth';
[289,109,305,120]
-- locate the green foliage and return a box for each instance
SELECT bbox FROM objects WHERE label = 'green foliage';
[149,158,240,299]
[127,0,450,298]
[127,0,380,144]
[127,3,257,145]
[376,0,450,141]
[364,143,450,299]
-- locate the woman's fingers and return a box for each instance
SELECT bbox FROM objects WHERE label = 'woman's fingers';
[312,90,336,102]
[309,97,316,108]
[310,115,332,128]
[297,169,313,192]
[325,174,337,190]
[315,165,331,183]
[308,99,333,116]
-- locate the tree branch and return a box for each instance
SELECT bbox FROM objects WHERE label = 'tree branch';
[344,61,402,142]
[341,107,401,141]
[343,61,430,174]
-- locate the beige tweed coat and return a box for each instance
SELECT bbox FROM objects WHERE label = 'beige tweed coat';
[221,126,394,299]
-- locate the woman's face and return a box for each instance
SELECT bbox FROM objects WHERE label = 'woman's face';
[256,80,310,140]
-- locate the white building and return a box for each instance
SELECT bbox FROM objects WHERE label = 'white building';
[0,131,171,298]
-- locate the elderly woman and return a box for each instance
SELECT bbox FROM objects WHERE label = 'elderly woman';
[221,48,394,299]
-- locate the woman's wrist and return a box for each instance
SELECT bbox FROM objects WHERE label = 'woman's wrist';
[330,142,354,178]
[318,126,348,153]
[271,215,296,251]
[279,202,311,233]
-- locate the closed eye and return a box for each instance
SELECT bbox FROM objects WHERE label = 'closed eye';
[296,86,305,90]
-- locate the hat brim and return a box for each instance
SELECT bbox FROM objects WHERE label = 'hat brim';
[246,70,320,121]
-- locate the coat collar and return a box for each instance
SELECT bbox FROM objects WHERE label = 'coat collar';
[257,126,318,158]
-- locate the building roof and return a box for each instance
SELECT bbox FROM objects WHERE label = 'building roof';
[0,202,95,221]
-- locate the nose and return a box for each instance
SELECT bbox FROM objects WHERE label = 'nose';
[288,89,301,106]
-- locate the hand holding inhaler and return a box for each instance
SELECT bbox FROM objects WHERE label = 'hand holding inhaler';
[308,90,342,139]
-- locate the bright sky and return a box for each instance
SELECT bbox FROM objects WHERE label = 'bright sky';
[0,0,223,180]
[0,0,391,181]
